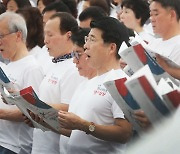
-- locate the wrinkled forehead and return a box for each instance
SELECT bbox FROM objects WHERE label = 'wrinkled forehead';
[0,19,9,34]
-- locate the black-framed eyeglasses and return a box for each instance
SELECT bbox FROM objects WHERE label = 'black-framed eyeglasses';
[0,32,16,40]
[71,51,83,60]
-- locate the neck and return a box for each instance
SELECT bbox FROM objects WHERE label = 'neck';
[97,58,120,76]
[87,70,97,79]
[162,24,180,40]
[134,26,144,33]
[56,42,73,58]
[10,44,29,62]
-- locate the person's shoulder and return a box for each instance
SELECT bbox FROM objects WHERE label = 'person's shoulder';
[148,37,162,47]
[139,30,156,43]
[24,55,41,65]
[171,35,180,41]
[23,55,44,72]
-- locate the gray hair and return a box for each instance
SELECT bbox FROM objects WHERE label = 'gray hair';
[0,12,27,42]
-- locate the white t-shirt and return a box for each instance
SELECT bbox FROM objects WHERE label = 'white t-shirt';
[143,22,155,36]
[29,46,55,75]
[66,69,127,154]
[28,45,42,58]
[29,0,37,7]
[110,4,118,19]
[0,61,6,67]
[59,79,88,154]
[0,55,44,154]
[77,1,84,17]
[138,30,156,44]
[31,58,84,154]
[148,35,180,65]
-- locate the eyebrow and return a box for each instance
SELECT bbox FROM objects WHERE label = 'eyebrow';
[74,50,84,53]
[88,34,96,38]
[150,8,158,12]
[44,30,53,34]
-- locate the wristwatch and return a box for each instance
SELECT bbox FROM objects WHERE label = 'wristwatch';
[86,122,95,134]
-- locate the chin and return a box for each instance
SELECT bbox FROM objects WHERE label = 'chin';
[48,52,55,57]
[1,55,7,59]
[79,72,83,76]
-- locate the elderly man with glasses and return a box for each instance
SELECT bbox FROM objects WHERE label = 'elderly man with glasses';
[0,12,44,154]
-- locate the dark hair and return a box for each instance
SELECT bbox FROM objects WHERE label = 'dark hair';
[76,0,82,3]
[0,2,6,14]
[105,0,112,8]
[16,7,44,49]
[79,6,107,22]
[90,17,129,59]
[6,0,31,8]
[42,0,56,6]
[121,0,150,26]
[151,0,180,20]
[71,27,90,47]
[50,12,78,35]
[42,1,71,15]
[89,0,110,15]
[61,0,78,18]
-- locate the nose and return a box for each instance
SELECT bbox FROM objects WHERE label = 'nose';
[120,12,124,18]
[149,14,155,23]
[44,36,49,45]
[73,57,79,64]
[84,41,89,51]
[119,12,125,22]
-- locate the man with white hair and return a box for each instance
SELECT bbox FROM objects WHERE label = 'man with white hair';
[0,12,44,154]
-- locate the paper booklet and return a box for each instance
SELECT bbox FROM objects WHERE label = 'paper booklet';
[156,78,180,111]
[124,66,173,125]
[9,86,61,132]
[104,65,179,131]
[104,77,143,133]
[162,90,180,110]
[0,67,18,105]
[125,75,171,124]
[118,42,178,85]
[0,67,51,131]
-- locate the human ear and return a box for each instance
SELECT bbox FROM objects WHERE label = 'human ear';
[66,31,72,40]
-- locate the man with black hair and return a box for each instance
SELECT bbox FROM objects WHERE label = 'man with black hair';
[79,6,107,28]
[42,1,71,26]
[135,0,180,130]
[148,0,180,64]
[59,17,132,154]
[59,27,97,154]
[31,12,83,154]
[61,0,78,18]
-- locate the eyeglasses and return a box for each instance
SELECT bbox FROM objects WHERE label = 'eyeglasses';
[84,35,96,43]
[71,51,83,60]
[0,32,16,40]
